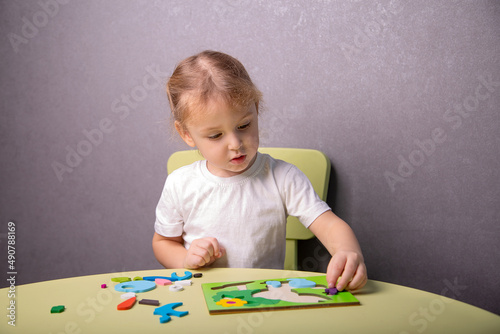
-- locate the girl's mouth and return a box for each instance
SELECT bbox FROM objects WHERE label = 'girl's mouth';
[231,155,246,165]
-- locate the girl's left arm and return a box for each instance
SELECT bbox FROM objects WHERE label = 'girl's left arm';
[308,210,367,291]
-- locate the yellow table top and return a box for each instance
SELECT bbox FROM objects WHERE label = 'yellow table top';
[1,268,499,334]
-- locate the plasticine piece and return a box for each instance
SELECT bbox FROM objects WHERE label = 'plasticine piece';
[117,297,136,310]
[193,273,203,278]
[325,287,338,295]
[175,280,192,286]
[155,278,172,286]
[115,280,156,293]
[143,276,179,282]
[139,299,160,306]
[112,277,131,283]
[169,285,184,292]
[287,278,316,289]
[133,276,143,281]
[171,271,193,281]
[121,292,136,299]
[101,284,107,288]
[153,302,188,323]
[266,280,282,288]
[50,305,65,313]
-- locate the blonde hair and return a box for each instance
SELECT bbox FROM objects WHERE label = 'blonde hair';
[166,50,262,128]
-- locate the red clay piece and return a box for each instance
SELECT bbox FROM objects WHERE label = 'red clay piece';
[117,296,136,310]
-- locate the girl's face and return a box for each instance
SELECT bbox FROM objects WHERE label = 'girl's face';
[176,101,259,177]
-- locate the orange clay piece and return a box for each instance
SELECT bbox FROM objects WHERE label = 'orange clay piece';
[117,296,136,310]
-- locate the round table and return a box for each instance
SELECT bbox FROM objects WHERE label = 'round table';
[1,268,498,333]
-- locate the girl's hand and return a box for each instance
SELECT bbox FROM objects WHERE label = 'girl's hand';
[326,250,367,291]
[183,237,225,269]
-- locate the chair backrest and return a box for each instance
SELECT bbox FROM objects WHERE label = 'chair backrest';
[166,147,331,269]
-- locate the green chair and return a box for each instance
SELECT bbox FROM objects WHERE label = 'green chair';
[166,148,331,270]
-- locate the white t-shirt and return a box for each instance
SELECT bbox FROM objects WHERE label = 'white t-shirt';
[154,152,331,269]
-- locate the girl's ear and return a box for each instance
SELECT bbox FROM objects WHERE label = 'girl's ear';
[175,121,196,147]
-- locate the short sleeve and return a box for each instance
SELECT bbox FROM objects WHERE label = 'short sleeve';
[154,175,184,237]
[282,165,331,228]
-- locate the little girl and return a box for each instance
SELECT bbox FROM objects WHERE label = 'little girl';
[152,50,367,291]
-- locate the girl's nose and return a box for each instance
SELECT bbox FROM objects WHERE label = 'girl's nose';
[228,132,242,150]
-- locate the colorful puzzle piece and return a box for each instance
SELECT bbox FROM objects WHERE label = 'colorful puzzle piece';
[50,305,65,313]
[117,297,136,310]
[155,278,172,286]
[143,271,193,282]
[266,280,282,288]
[169,285,184,292]
[111,277,131,283]
[287,278,316,288]
[175,280,192,286]
[153,302,189,323]
[121,292,136,299]
[115,280,156,293]
[143,276,177,282]
[216,298,248,307]
[325,287,338,295]
[139,299,160,306]
[171,271,193,281]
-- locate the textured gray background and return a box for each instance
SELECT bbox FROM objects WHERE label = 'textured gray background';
[1,0,499,316]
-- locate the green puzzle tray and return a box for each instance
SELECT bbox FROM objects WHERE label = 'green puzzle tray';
[201,275,360,314]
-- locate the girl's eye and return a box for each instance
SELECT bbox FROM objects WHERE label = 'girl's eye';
[238,122,250,130]
[208,133,222,140]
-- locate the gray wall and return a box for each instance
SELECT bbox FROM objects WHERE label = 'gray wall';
[1,0,499,315]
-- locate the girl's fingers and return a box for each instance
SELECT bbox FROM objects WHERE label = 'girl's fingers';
[327,251,367,291]
[345,264,367,290]
[336,257,357,291]
[186,237,225,268]
[326,255,346,289]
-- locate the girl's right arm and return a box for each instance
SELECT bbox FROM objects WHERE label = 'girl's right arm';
[152,232,225,269]
[152,232,188,268]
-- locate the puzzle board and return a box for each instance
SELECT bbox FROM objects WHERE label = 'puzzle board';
[201,275,360,314]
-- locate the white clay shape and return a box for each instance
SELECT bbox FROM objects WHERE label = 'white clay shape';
[175,280,192,286]
[169,285,184,292]
[121,292,136,299]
